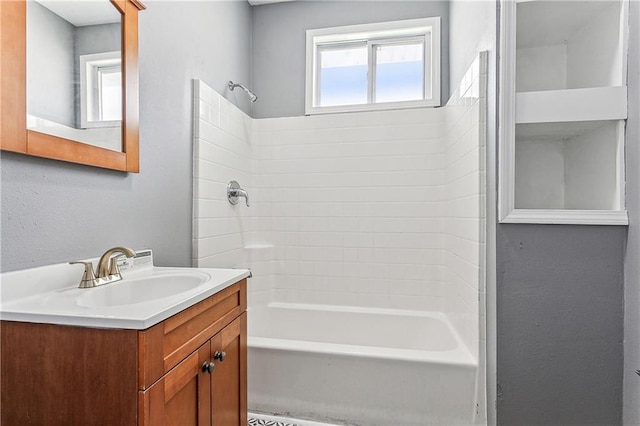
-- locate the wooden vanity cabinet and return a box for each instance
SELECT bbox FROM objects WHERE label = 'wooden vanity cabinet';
[139,313,247,426]
[1,279,247,426]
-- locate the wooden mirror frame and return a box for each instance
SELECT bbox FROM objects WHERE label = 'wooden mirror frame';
[0,0,145,172]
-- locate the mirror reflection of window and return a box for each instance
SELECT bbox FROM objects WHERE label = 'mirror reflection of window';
[99,66,121,121]
[80,51,121,128]
[27,0,123,151]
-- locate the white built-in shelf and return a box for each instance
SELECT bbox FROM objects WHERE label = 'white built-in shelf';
[516,87,627,124]
[499,0,629,225]
[499,210,629,226]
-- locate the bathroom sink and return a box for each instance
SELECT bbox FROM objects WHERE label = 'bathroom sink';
[77,271,211,307]
[0,250,251,329]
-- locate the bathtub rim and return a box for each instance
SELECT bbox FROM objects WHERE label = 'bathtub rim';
[248,302,477,367]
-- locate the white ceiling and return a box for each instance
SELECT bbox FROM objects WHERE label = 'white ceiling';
[36,0,120,27]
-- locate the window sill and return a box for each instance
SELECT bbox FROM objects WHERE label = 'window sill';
[305,98,440,115]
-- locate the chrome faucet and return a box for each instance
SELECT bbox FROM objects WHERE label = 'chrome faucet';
[70,246,136,288]
[227,181,250,207]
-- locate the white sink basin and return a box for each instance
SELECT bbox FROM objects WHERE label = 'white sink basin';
[77,271,211,308]
[0,252,250,329]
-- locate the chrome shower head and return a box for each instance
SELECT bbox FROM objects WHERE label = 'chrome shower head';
[228,81,258,103]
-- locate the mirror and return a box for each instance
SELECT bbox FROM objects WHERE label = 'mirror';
[0,0,145,172]
[27,0,122,152]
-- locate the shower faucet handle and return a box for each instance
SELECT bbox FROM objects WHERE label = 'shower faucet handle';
[227,180,250,207]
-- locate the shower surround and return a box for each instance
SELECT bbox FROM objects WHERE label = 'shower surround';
[193,53,487,424]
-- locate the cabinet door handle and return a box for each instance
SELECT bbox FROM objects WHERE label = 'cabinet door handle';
[214,351,226,362]
[201,361,214,374]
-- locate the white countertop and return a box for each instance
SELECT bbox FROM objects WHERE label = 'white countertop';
[0,252,250,330]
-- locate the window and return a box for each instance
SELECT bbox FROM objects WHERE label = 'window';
[80,51,122,128]
[306,18,440,114]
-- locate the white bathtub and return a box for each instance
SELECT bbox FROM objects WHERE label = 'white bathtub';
[248,303,478,426]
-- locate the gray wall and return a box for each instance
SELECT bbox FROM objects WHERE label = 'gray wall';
[75,23,121,57]
[1,0,253,272]
[496,225,625,425]
[250,0,449,118]
[27,1,75,127]
[449,0,497,98]
[624,0,640,423]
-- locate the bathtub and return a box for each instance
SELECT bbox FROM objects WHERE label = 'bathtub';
[248,303,478,426]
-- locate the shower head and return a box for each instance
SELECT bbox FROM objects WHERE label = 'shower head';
[228,81,258,103]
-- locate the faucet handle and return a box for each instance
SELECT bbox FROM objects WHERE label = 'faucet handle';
[69,261,98,288]
[107,255,126,277]
[227,181,250,207]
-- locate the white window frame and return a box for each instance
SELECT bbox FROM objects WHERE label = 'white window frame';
[305,17,441,115]
[80,51,122,129]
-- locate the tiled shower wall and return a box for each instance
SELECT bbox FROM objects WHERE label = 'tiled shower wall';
[251,109,447,311]
[444,53,487,357]
[193,80,271,304]
[192,80,252,267]
[193,54,486,354]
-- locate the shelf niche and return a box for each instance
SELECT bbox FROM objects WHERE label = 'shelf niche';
[516,1,625,93]
[499,0,629,225]
[515,120,623,211]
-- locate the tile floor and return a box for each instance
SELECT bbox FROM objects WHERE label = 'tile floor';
[248,413,339,426]
[248,418,299,426]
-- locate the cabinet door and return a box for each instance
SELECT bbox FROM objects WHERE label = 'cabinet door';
[140,341,212,426]
[212,313,247,426]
